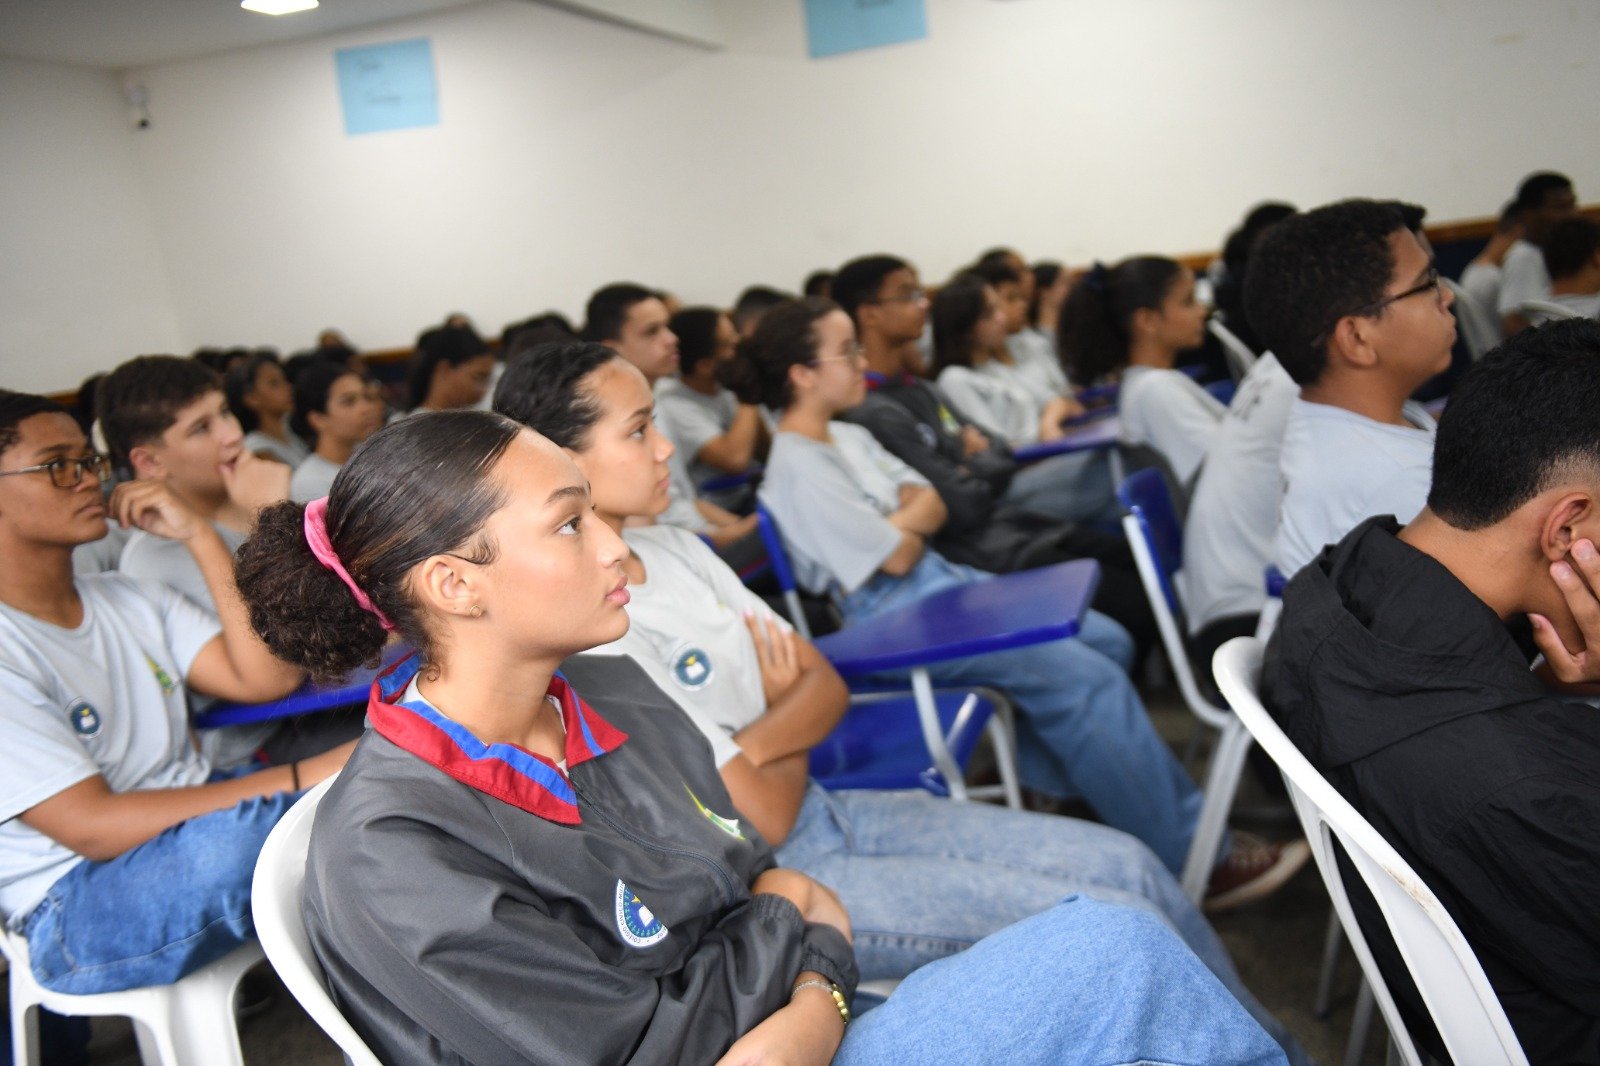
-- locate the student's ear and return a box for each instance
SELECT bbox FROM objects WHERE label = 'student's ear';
[1326,315,1379,372]
[1537,491,1597,562]
[306,410,329,438]
[126,443,167,482]
[412,554,483,620]
[786,361,815,398]
[1129,306,1160,340]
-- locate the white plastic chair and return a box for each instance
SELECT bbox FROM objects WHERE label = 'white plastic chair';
[1213,637,1530,1066]
[4,923,262,1066]
[251,775,383,1066]
[1207,318,1259,382]
[1441,278,1502,360]
[1116,468,1251,901]
[1519,297,1583,325]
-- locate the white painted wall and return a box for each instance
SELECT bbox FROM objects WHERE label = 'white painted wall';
[0,58,182,394]
[7,0,1599,391]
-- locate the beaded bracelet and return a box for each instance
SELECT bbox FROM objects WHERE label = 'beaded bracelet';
[791,978,851,1026]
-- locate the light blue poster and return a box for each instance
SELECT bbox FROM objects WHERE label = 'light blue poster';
[335,38,439,136]
[804,0,927,59]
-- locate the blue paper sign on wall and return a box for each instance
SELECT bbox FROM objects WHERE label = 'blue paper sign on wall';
[335,38,440,136]
[804,0,927,59]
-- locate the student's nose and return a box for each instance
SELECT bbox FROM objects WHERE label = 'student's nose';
[651,424,675,462]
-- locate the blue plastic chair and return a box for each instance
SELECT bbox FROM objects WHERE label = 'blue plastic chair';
[753,504,1021,807]
[1204,378,1237,407]
[1117,468,1249,901]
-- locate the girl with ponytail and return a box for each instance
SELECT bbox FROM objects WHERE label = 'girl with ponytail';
[233,408,1291,1065]
[1059,256,1222,485]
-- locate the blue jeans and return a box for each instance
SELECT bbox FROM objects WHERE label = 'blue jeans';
[1003,449,1122,526]
[834,895,1288,1066]
[22,790,297,995]
[775,785,1302,1063]
[840,554,1204,874]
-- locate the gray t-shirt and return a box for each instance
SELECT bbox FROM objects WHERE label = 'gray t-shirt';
[120,522,275,768]
[586,525,790,767]
[290,453,342,504]
[935,364,1039,447]
[1007,328,1070,397]
[242,427,309,469]
[655,379,742,490]
[759,422,928,597]
[1274,399,1436,578]
[1497,239,1553,315]
[0,573,218,924]
[1180,354,1298,632]
[1118,365,1226,486]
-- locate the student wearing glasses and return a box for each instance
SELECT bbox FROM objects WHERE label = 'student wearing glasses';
[0,390,351,1006]
[1246,200,1456,579]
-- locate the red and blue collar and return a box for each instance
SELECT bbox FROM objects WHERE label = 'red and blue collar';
[366,652,628,825]
[864,369,919,391]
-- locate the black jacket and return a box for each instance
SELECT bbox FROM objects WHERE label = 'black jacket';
[306,653,857,1066]
[1265,517,1600,1064]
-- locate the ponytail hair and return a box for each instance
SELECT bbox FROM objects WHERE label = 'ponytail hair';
[1058,256,1184,385]
[235,410,522,680]
[721,297,835,410]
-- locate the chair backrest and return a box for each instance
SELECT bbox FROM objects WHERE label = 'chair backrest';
[1207,318,1258,381]
[1203,378,1236,407]
[1519,297,1583,324]
[1212,638,1529,1066]
[251,776,384,1066]
[754,502,813,639]
[1439,278,1502,361]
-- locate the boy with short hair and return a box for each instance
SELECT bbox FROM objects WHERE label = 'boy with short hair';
[580,284,758,549]
[0,390,350,999]
[1266,319,1600,1062]
[1245,200,1457,578]
[97,355,306,767]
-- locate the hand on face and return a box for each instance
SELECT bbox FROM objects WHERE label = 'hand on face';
[109,480,203,542]
[1531,538,1600,684]
[221,450,291,515]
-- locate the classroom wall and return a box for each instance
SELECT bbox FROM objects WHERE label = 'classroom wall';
[7,0,1599,391]
[0,58,183,395]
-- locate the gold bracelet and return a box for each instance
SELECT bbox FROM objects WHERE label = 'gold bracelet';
[791,978,850,1026]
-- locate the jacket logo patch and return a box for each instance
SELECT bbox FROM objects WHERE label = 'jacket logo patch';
[615,881,669,948]
[67,698,101,739]
[671,646,714,691]
[685,785,745,840]
[917,423,939,449]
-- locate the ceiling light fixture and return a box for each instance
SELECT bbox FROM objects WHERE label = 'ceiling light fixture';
[241,0,320,14]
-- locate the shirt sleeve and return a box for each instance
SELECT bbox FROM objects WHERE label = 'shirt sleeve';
[0,664,101,822]
[310,812,855,1066]
[1124,374,1224,485]
[761,444,904,596]
[1497,244,1549,314]
[936,370,1007,440]
[657,393,726,469]
[135,577,223,680]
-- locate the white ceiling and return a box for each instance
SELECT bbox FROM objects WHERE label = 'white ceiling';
[0,0,489,71]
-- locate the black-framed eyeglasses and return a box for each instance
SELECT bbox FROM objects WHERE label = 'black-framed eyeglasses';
[0,453,113,489]
[1312,267,1444,349]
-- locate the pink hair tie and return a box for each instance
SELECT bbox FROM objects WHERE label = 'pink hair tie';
[303,496,395,632]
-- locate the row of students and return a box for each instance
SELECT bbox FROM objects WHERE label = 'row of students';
[228,405,1295,1065]
[486,340,1297,1057]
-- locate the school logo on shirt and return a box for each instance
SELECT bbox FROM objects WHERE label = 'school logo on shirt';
[614,880,669,948]
[144,654,178,696]
[685,784,745,840]
[66,698,102,739]
[671,646,714,691]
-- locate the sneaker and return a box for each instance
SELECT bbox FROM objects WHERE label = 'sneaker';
[1204,832,1311,913]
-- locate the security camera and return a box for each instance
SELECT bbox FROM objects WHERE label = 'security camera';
[123,84,152,131]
